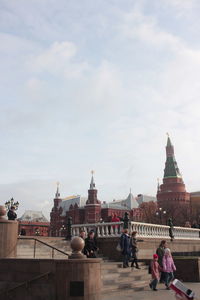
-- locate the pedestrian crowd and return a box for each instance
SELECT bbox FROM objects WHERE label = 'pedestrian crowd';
[118,230,177,292]
[149,240,176,291]
[78,227,195,299]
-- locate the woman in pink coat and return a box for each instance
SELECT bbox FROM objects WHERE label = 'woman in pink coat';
[162,248,176,289]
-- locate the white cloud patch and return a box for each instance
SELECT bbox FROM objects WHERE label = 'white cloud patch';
[28,41,88,78]
[119,9,182,51]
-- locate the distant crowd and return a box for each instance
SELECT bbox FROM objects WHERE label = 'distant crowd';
[184,220,200,228]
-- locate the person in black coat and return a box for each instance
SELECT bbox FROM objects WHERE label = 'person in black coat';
[7,206,17,220]
[120,228,131,268]
[84,231,98,258]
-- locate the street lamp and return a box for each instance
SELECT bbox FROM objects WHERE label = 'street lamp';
[156,207,166,224]
[60,224,66,237]
[5,198,19,211]
[35,228,40,236]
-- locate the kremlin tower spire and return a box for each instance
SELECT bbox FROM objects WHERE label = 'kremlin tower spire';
[55,182,60,198]
[157,178,160,192]
[90,170,95,190]
[86,171,100,205]
[53,182,62,208]
[157,135,190,225]
[164,134,181,179]
[85,171,101,223]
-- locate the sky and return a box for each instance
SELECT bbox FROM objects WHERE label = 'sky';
[1,0,200,219]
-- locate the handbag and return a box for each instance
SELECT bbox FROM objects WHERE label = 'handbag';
[116,242,122,252]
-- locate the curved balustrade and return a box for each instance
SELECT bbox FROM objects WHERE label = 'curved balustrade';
[71,222,123,238]
[130,222,170,238]
[173,226,200,240]
[71,221,200,240]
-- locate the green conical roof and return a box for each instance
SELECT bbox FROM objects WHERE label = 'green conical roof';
[164,157,181,178]
[167,136,172,147]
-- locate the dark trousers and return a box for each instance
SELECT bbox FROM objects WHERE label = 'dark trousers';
[123,254,129,267]
[150,278,158,290]
[131,253,139,267]
[160,271,166,283]
[165,272,174,287]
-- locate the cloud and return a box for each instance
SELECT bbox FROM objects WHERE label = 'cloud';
[119,8,183,53]
[162,0,197,17]
[28,41,89,78]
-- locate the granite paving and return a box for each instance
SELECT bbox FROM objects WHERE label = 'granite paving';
[101,283,200,300]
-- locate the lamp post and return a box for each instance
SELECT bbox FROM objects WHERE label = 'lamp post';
[35,228,40,236]
[5,198,19,211]
[123,212,130,229]
[156,207,166,224]
[60,224,66,237]
[66,216,72,240]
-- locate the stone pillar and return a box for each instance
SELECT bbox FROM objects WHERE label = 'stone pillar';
[56,236,101,300]
[0,206,18,258]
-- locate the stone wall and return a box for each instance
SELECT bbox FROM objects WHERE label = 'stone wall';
[174,258,200,282]
[0,258,101,300]
[97,237,200,260]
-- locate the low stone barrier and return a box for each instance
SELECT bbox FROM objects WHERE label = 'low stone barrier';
[97,237,200,260]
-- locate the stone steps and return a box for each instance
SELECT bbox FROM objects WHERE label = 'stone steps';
[102,280,148,293]
[101,261,151,294]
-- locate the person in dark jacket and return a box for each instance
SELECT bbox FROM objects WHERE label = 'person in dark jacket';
[20,228,26,236]
[120,229,131,268]
[84,231,98,258]
[7,206,17,220]
[156,240,167,283]
[130,231,140,269]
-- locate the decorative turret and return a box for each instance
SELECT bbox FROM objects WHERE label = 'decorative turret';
[90,171,95,190]
[86,171,101,205]
[53,182,62,208]
[164,134,182,178]
[85,171,101,223]
[55,181,60,198]
[157,178,160,192]
[157,135,190,226]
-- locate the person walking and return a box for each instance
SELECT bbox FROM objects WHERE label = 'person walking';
[162,248,176,289]
[149,254,162,291]
[130,231,140,269]
[156,240,167,283]
[120,228,131,268]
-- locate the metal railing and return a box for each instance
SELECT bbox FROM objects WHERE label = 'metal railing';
[18,237,69,258]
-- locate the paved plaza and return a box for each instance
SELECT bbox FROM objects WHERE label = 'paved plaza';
[101,283,200,300]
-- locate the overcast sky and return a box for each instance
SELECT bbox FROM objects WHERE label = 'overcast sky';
[1,0,200,219]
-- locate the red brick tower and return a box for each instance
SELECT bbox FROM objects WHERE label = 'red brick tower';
[157,136,190,225]
[84,172,101,223]
[50,183,63,236]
